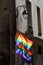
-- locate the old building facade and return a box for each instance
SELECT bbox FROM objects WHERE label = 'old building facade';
[16,0,43,65]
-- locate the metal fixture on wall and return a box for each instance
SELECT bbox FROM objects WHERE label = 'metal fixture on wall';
[16,5,28,18]
[22,9,28,19]
[28,25,33,35]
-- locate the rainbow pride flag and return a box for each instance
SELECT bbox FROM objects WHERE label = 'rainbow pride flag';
[15,33,33,61]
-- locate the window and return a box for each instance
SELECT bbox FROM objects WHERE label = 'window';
[26,0,33,35]
[37,7,42,36]
[38,45,42,55]
[37,45,42,65]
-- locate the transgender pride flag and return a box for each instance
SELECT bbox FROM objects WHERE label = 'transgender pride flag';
[15,33,33,61]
